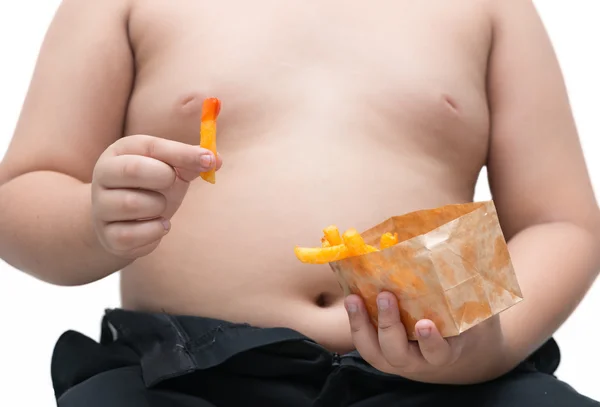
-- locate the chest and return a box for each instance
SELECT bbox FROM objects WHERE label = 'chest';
[125,0,492,159]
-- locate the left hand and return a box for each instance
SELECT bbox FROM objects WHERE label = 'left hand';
[345,291,485,383]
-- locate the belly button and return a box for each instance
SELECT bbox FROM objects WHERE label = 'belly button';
[316,293,331,308]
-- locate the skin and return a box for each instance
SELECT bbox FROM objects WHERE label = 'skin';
[0,0,599,384]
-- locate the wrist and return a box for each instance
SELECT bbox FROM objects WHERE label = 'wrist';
[453,319,518,384]
[421,317,516,385]
[45,181,133,286]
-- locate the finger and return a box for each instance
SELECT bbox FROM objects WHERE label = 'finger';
[94,189,167,222]
[345,295,387,367]
[109,135,217,178]
[115,240,162,260]
[102,218,170,253]
[415,319,454,366]
[96,155,177,190]
[171,152,223,184]
[376,291,415,368]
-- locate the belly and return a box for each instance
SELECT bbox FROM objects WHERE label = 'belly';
[120,0,491,352]
[120,122,481,353]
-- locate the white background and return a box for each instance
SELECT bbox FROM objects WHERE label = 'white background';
[1,1,599,406]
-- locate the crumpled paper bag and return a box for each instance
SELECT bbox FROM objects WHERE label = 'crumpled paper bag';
[330,201,523,340]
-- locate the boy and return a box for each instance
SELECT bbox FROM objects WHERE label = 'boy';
[1,0,599,405]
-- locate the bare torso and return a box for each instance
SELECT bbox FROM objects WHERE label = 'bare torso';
[120,0,492,353]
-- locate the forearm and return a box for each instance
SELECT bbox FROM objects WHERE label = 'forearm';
[0,171,132,285]
[448,221,600,383]
[500,221,600,361]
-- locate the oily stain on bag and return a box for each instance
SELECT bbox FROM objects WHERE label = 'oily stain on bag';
[329,201,523,340]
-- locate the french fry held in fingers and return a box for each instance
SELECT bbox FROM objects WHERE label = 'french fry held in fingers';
[199,97,221,184]
[380,232,399,249]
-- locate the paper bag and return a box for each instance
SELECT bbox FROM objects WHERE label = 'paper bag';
[329,201,523,340]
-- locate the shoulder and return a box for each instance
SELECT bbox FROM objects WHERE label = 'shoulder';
[54,0,132,26]
[486,0,545,34]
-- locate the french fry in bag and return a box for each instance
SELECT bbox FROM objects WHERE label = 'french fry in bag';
[294,245,350,264]
[380,232,399,249]
[323,225,343,246]
[342,229,379,255]
[295,201,523,340]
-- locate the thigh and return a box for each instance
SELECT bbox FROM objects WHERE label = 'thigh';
[466,370,600,407]
[57,366,216,407]
[350,370,599,407]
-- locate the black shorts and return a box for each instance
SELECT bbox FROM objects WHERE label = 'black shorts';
[51,309,598,407]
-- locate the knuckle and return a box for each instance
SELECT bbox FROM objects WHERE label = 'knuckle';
[378,320,397,332]
[144,137,158,158]
[121,192,141,213]
[111,227,136,250]
[106,136,131,156]
[122,159,141,180]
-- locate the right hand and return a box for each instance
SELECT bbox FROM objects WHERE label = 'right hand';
[91,134,222,260]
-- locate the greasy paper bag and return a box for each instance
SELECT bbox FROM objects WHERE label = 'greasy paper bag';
[329,201,523,340]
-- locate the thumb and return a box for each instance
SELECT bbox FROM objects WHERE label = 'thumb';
[173,152,219,183]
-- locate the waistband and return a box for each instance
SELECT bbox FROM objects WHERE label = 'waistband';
[101,308,348,387]
[100,308,561,387]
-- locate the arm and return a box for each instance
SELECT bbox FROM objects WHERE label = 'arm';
[341,1,599,385]
[476,0,600,377]
[0,0,135,285]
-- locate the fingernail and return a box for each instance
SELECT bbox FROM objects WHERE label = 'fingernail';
[346,303,358,314]
[200,155,213,169]
[417,327,431,339]
[377,298,389,311]
[161,219,171,231]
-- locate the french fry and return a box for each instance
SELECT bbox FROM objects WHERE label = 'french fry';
[342,228,379,256]
[380,232,399,249]
[199,97,221,184]
[294,245,350,264]
[294,226,380,265]
[323,225,342,246]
